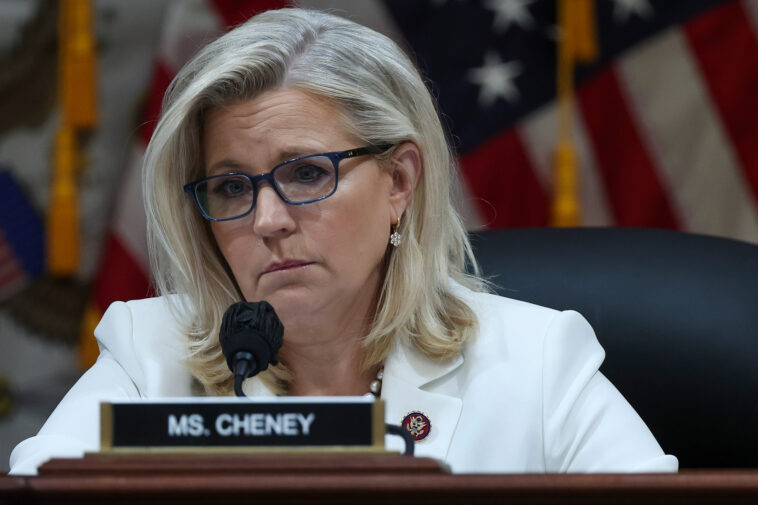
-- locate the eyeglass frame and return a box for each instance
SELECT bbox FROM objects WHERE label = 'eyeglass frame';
[183,144,394,222]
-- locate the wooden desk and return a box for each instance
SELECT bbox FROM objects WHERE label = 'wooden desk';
[2,454,757,504]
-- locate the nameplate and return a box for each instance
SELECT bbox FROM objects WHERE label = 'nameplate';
[100,397,384,452]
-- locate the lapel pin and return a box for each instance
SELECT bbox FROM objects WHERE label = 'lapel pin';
[402,411,431,441]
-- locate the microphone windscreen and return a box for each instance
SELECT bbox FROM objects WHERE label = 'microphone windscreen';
[219,301,284,377]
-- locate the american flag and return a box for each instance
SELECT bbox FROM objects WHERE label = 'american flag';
[0,170,43,302]
[81,0,758,361]
[384,0,758,237]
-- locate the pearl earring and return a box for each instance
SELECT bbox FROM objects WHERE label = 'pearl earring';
[390,215,402,247]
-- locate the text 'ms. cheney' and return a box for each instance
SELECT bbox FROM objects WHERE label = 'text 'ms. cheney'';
[168,412,316,438]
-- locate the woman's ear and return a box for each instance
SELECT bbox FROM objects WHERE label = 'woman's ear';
[388,142,422,220]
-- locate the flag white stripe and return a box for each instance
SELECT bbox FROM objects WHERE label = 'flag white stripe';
[80,0,166,279]
[743,0,758,39]
[160,0,224,74]
[112,143,150,272]
[111,0,227,273]
[519,101,614,226]
[617,27,758,243]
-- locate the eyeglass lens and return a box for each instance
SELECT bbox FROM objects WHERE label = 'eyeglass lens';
[194,155,337,220]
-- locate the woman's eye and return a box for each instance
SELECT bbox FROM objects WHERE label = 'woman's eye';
[213,178,250,198]
[293,164,328,183]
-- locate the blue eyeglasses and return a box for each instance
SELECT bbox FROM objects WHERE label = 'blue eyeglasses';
[184,144,393,222]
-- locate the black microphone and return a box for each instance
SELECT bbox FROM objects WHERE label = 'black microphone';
[219,301,284,397]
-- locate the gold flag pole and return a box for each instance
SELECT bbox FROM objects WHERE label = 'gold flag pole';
[551,0,597,227]
[48,0,97,276]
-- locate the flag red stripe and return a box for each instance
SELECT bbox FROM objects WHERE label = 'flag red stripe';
[684,1,758,207]
[459,128,548,228]
[93,234,152,312]
[577,67,679,228]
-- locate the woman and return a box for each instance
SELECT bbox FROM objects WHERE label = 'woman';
[10,8,677,475]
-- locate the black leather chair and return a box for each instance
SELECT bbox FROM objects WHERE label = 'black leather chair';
[469,227,758,469]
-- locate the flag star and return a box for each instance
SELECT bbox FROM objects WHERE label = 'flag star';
[483,0,535,33]
[612,0,654,23]
[468,51,523,107]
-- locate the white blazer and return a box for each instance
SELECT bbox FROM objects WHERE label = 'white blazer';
[9,287,678,475]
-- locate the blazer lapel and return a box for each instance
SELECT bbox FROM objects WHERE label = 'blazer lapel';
[381,341,464,462]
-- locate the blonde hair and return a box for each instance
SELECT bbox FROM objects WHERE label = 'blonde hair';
[143,8,483,395]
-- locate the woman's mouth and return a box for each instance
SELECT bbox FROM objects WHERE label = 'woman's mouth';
[262,260,314,274]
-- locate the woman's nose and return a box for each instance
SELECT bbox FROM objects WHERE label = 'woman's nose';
[252,185,296,237]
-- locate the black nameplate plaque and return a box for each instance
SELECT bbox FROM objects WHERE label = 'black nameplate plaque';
[100,397,384,452]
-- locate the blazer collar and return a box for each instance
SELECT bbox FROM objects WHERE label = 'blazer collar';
[381,340,464,462]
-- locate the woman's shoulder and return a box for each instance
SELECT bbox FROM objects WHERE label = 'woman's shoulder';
[451,282,597,362]
[452,282,562,331]
[94,295,191,396]
[104,294,185,318]
[95,295,184,346]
